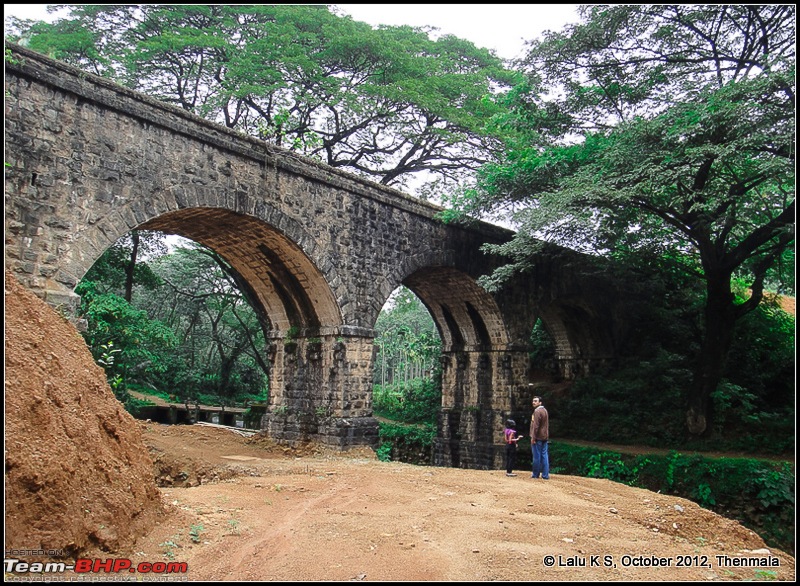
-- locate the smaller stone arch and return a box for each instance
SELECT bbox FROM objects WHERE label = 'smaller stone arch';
[397,267,525,470]
[533,300,616,380]
[402,266,510,352]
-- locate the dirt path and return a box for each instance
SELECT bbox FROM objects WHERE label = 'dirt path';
[93,423,795,582]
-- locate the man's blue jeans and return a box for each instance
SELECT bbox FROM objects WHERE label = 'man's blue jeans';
[531,441,550,479]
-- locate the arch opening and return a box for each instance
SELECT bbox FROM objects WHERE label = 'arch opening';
[73,228,273,427]
[72,207,353,438]
[372,286,443,438]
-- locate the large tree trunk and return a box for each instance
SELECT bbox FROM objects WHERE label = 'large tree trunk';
[219,354,236,396]
[124,231,140,303]
[685,275,738,436]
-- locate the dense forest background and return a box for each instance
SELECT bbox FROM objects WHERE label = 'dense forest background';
[5,5,794,458]
[66,227,796,459]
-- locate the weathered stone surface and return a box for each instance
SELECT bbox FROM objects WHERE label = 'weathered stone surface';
[5,43,635,468]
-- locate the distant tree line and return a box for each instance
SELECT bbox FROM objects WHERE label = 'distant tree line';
[373,287,441,388]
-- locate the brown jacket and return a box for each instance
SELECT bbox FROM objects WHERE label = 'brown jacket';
[530,406,549,441]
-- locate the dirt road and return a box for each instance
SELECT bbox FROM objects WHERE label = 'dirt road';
[102,423,795,582]
[10,269,793,583]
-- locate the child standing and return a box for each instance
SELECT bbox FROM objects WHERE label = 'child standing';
[503,419,522,476]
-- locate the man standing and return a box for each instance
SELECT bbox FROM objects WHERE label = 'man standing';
[530,396,550,479]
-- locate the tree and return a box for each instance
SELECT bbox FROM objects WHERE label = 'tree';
[78,230,166,301]
[141,243,270,402]
[6,4,516,194]
[446,5,795,435]
[76,282,177,406]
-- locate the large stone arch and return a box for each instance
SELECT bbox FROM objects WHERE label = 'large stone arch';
[139,207,343,336]
[67,202,373,447]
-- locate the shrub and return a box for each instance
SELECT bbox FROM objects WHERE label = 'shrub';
[373,377,441,425]
[377,421,436,465]
[549,442,794,553]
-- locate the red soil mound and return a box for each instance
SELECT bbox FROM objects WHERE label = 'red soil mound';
[4,271,163,558]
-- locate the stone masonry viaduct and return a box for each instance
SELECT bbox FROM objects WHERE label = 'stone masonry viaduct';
[5,44,631,469]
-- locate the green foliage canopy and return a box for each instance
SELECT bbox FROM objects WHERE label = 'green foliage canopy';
[444,5,795,435]
[6,4,517,193]
[138,243,270,403]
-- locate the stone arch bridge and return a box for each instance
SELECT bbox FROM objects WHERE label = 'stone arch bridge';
[5,44,632,469]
